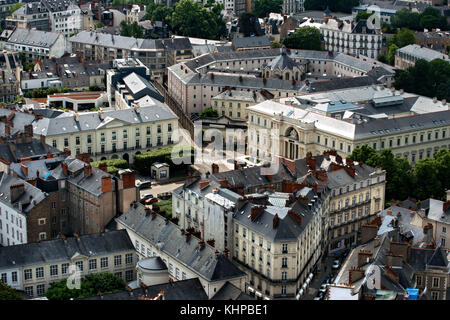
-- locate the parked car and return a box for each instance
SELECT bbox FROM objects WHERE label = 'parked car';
[140,194,154,201]
[137,181,151,190]
[332,260,340,269]
[144,197,159,205]
[319,284,328,293]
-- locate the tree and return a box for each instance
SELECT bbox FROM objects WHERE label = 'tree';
[387,43,399,65]
[120,21,144,38]
[200,107,219,118]
[271,40,282,48]
[355,11,372,22]
[282,26,322,51]
[348,144,379,166]
[94,21,105,29]
[170,0,226,40]
[9,3,23,15]
[253,0,283,18]
[433,148,450,193]
[0,282,23,300]
[238,12,263,37]
[391,8,421,31]
[45,273,126,300]
[152,5,173,22]
[387,28,416,48]
[413,158,442,200]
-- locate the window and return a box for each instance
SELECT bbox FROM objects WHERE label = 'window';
[89,259,97,270]
[282,244,288,254]
[101,257,108,268]
[126,253,133,264]
[25,286,33,297]
[36,284,45,297]
[267,242,271,252]
[61,263,69,275]
[443,227,446,234]
[87,135,92,143]
[114,255,122,266]
[125,270,134,282]
[431,291,439,300]
[75,261,83,272]
[50,265,58,276]
[282,258,287,268]
[416,275,422,286]
[115,272,122,279]
[176,268,180,279]
[1,273,6,284]
[281,285,286,295]
[182,272,187,280]
[282,272,287,280]
[36,267,44,279]
[12,272,17,283]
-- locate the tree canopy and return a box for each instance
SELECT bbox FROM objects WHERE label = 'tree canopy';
[45,273,126,300]
[355,10,372,22]
[120,21,144,38]
[200,107,219,118]
[393,58,450,101]
[282,26,322,51]
[9,2,23,15]
[387,28,416,48]
[238,12,264,37]
[390,7,448,31]
[349,146,450,201]
[253,0,283,18]
[170,0,226,40]
[0,282,22,300]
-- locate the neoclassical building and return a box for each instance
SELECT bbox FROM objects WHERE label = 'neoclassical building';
[262,46,307,81]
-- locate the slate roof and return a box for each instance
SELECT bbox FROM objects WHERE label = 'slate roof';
[32,102,177,137]
[116,203,246,282]
[0,172,47,214]
[0,138,59,163]
[397,44,449,62]
[418,198,450,225]
[409,246,449,271]
[137,256,167,271]
[7,28,61,49]
[211,281,254,300]
[80,278,208,300]
[122,72,164,102]
[266,46,301,71]
[0,230,134,270]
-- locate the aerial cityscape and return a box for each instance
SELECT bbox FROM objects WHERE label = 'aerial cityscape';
[0,0,449,307]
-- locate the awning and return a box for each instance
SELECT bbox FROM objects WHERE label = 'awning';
[299,288,304,296]
[308,273,314,280]
[306,278,311,285]
[264,297,270,300]
[302,283,307,290]
[255,291,262,297]
[296,294,300,300]
[248,287,254,293]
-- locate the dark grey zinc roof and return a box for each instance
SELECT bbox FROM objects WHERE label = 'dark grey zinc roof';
[266,46,299,71]
[116,203,246,282]
[69,31,140,50]
[137,257,167,271]
[0,172,46,214]
[8,28,61,48]
[188,73,303,91]
[0,230,134,270]
[212,281,254,300]
[233,35,271,49]
[234,196,319,241]
[32,102,177,137]
[303,75,378,93]
[354,109,450,140]
[0,109,35,131]
[0,138,59,163]
[409,246,449,271]
[80,278,208,300]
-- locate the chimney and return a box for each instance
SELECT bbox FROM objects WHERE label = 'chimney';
[215,249,219,259]
[21,163,28,177]
[120,170,136,189]
[84,164,92,177]
[5,124,10,136]
[357,250,372,267]
[385,265,399,283]
[101,176,112,193]
[73,232,79,239]
[199,240,205,250]
[64,148,71,156]
[386,253,403,268]
[76,153,91,164]
[250,206,264,221]
[144,207,151,216]
[10,183,25,203]
[348,267,365,284]
[185,232,191,242]
[211,163,219,174]
[61,161,69,176]
[24,124,33,137]
[224,248,229,259]
[443,201,450,213]
[273,214,279,228]
[98,162,108,172]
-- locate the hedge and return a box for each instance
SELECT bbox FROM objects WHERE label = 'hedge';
[133,144,194,174]
[91,159,129,174]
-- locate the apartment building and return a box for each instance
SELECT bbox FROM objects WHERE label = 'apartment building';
[395,44,450,70]
[6,2,51,31]
[248,87,450,164]
[116,203,248,299]
[211,89,272,121]
[232,188,326,299]
[31,103,178,164]
[69,31,193,80]
[321,18,383,59]
[0,230,136,298]
[5,28,66,62]
[42,0,83,36]
[417,198,450,250]
[167,48,394,117]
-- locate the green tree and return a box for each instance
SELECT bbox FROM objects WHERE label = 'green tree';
[387,43,399,65]
[271,40,282,48]
[387,28,416,48]
[152,5,173,22]
[94,21,105,29]
[238,12,263,37]
[355,10,372,22]
[45,273,126,300]
[9,2,23,14]
[434,148,450,193]
[413,158,442,200]
[170,0,226,40]
[200,107,219,118]
[390,8,421,31]
[282,26,322,51]
[120,21,144,38]
[253,0,283,18]
[0,282,23,300]
[348,144,379,166]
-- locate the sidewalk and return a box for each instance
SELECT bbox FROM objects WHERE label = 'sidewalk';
[302,256,335,300]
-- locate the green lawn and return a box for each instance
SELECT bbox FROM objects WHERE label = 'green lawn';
[157,199,172,218]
